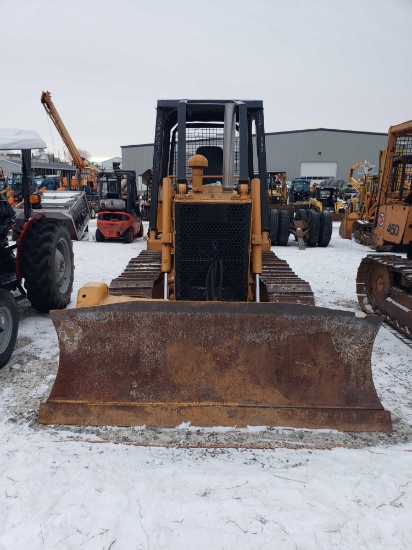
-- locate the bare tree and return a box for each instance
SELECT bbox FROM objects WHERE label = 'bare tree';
[78,148,91,160]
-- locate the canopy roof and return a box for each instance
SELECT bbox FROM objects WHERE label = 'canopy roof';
[0,128,46,150]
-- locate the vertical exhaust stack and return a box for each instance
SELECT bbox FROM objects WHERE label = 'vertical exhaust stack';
[222,103,236,191]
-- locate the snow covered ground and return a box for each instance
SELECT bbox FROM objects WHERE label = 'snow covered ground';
[0,221,411,549]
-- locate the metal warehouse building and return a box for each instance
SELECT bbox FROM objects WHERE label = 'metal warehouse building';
[121,127,388,185]
[0,157,76,179]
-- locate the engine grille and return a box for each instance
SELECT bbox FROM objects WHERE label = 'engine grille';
[174,202,251,301]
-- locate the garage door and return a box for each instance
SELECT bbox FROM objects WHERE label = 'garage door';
[300,162,337,179]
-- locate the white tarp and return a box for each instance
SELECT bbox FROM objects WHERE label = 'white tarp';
[41,190,84,205]
[0,128,46,150]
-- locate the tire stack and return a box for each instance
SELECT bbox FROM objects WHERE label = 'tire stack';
[269,208,332,248]
[269,209,291,246]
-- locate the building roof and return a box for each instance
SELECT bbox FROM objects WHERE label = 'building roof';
[121,127,388,149]
[121,143,154,149]
[100,156,122,163]
[0,158,76,171]
[264,127,388,137]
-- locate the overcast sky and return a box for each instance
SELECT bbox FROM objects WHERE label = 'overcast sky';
[2,0,411,161]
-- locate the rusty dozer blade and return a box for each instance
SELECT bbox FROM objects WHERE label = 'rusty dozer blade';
[39,301,391,432]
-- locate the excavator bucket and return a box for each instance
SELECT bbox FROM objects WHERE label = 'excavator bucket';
[39,300,391,432]
[339,212,360,239]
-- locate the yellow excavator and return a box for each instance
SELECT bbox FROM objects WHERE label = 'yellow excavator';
[39,100,391,433]
[337,160,376,216]
[339,159,380,239]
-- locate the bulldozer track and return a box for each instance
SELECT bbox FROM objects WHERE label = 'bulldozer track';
[383,322,412,349]
[109,250,315,306]
[110,250,163,298]
[356,254,412,339]
[261,252,314,305]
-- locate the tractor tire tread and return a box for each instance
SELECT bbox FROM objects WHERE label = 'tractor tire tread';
[318,211,333,247]
[277,210,290,246]
[21,219,74,313]
[305,210,321,247]
[0,289,19,369]
[269,209,279,245]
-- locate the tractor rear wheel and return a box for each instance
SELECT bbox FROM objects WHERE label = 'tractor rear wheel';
[0,289,18,368]
[269,209,279,245]
[21,219,74,313]
[318,211,333,247]
[305,210,321,247]
[277,210,290,246]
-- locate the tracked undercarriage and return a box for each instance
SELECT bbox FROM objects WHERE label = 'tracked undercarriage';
[352,221,393,252]
[357,254,412,338]
[110,250,315,306]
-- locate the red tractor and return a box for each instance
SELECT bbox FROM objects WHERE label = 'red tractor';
[0,129,74,368]
[96,170,143,243]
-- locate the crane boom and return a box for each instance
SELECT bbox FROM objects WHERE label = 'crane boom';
[41,91,86,171]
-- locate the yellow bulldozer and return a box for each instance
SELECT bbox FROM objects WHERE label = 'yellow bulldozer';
[39,100,391,433]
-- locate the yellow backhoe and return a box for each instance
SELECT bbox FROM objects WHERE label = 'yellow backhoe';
[39,100,391,433]
[339,159,380,239]
[339,121,412,251]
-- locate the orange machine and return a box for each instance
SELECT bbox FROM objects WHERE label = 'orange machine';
[339,121,412,255]
[337,122,412,340]
[96,170,143,243]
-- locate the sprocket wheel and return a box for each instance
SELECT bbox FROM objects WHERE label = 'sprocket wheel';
[367,263,392,305]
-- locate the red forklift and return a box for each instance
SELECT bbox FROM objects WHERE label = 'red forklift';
[96,170,143,243]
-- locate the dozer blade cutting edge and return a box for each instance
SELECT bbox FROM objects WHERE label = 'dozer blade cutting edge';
[39,300,391,432]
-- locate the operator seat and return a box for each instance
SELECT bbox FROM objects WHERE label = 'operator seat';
[196,146,223,185]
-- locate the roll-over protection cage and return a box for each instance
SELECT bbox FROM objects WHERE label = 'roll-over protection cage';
[98,170,139,216]
[148,99,269,233]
